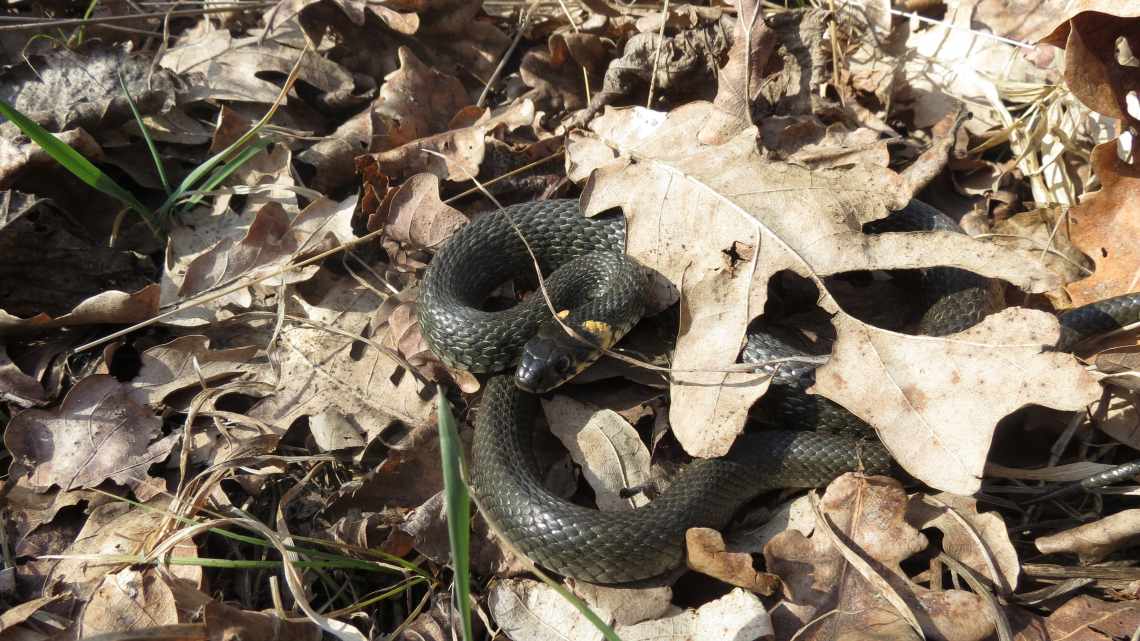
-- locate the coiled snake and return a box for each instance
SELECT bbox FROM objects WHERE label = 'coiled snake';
[417,198,1140,583]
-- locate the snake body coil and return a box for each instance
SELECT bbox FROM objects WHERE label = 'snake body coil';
[418,199,1140,583]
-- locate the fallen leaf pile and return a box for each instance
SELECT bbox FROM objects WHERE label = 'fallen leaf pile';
[1,0,1139,639]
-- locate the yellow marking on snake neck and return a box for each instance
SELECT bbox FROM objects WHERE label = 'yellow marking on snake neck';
[557,309,571,320]
[581,320,616,348]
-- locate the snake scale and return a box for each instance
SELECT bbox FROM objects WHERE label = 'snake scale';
[417,198,1140,583]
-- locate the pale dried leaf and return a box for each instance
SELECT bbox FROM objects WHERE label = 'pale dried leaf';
[615,588,773,641]
[1036,509,1140,563]
[570,582,673,627]
[580,103,1071,481]
[814,309,1100,494]
[46,501,199,601]
[765,475,995,641]
[79,569,178,637]
[488,579,611,641]
[125,335,258,407]
[5,376,175,492]
[905,493,1019,592]
[248,271,434,438]
[542,394,652,510]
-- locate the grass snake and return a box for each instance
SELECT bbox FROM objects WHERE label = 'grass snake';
[417,198,1140,583]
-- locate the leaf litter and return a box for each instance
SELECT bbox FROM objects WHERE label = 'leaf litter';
[1,0,1140,639]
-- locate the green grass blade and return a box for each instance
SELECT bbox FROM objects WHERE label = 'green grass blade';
[117,71,170,194]
[176,136,271,212]
[0,98,158,233]
[438,391,474,641]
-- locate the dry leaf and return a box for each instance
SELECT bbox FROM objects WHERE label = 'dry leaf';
[1036,509,1140,564]
[0,44,176,131]
[1016,595,1140,641]
[765,475,995,641]
[125,335,259,407]
[489,578,613,641]
[1038,9,1140,124]
[204,600,322,641]
[296,108,373,194]
[248,271,434,438]
[569,582,673,627]
[160,29,358,107]
[813,309,1100,494]
[45,501,199,601]
[542,394,652,511]
[378,173,469,251]
[578,102,1085,494]
[520,33,611,113]
[685,528,780,594]
[489,579,773,641]
[168,194,355,326]
[0,344,47,407]
[616,588,773,641]
[79,569,179,637]
[5,376,176,492]
[361,99,536,184]
[373,47,473,150]
[1064,139,1140,305]
[905,493,1019,592]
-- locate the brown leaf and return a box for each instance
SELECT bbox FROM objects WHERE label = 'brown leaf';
[79,569,179,637]
[989,206,1092,304]
[905,493,1019,592]
[1017,596,1140,641]
[579,102,1075,489]
[1065,139,1140,305]
[685,528,780,594]
[379,173,469,251]
[247,271,434,439]
[4,375,176,492]
[175,194,356,304]
[125,335,259,408]
[519,33,611,113]
[46,501,199,601]
[0,594,64,632]
[541,394,652,511]
[0,44,176,131]
[764,475,995,641]
[159,28,359,108]
[374,47,472,150]
[0,343,47,407]
[1039,10,1140,124]
[813,309,1100,494]
[296,108,373,194]
[703,0,778,143]
[411,0,511,80]
[1036,509,1140,564]
[204,601,321,641]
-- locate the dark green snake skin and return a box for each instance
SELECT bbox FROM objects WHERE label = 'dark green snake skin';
[418,199,1140,583]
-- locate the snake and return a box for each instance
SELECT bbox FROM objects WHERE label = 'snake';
[417,198,1140,583]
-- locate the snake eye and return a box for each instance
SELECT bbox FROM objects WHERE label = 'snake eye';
[554,355,572,374]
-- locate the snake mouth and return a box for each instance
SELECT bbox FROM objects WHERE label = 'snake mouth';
[515,332,601,393]
[515,337,576,393]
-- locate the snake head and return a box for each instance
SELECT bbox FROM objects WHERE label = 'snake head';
[515,322,608,393]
